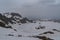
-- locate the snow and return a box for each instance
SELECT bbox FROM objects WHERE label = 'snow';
[4,14,12,18]
[0,20,60,40]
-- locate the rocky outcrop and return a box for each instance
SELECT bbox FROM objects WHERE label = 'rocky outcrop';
[29,36,54,40]
[0,12,33,29]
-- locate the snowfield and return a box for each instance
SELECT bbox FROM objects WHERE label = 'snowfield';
[0,20,60,40]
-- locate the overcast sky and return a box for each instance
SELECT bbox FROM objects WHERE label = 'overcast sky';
[0,0,60,19]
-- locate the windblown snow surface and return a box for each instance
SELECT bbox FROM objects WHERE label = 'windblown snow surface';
[0,20,60,40]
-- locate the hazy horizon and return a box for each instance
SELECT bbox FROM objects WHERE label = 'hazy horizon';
[0,0,60,19]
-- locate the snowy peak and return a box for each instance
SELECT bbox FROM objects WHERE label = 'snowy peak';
[0,12,33,29]
[3,12,22,18]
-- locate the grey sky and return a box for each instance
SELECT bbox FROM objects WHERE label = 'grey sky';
[0,0,60,19]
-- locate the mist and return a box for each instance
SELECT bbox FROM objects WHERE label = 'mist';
[0,0,60,19]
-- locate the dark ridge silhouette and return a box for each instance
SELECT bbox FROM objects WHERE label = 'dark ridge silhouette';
[11,12,22,17]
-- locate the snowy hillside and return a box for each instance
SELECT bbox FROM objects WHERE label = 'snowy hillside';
[0,13,60,40]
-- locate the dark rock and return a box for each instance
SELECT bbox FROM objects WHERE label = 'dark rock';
[8,34,14,36]
[18,35,22,37]
[48,38,54,40]
[14,29,17,31]
[0,21,12,29]
[5,26,12,29]
[39,31,54,35]
[31,36,54,40]
[19,24,21,25]
[20,17,33,23]
[35,25,45,30]
[11,12,22,17]
[0,22,5,27]
[20,19,27,23]
[53,29,60,32]
[33,21,36,23]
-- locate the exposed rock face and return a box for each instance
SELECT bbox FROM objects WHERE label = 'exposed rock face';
[0,22,5,27]
[39,31,54,35]
[53,29,60,32]
[35,25,45,30]
[0,21,12,29]
[30,36,54,40]
[8,34,14,36]
[0,12,33,28]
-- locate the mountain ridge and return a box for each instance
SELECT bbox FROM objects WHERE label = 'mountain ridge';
[0,12,33,29]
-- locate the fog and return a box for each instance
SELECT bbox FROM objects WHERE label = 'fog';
[0,0,60,19]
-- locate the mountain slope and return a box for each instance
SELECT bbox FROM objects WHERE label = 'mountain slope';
[0,13,60,40]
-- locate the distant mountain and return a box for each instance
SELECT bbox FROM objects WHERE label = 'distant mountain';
[0,12,33,28]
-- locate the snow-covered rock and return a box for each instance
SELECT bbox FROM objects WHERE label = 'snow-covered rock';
[0,12,33,29]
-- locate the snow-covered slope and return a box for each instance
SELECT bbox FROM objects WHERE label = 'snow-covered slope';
[0,13,60,40]
[0,20,60,40]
